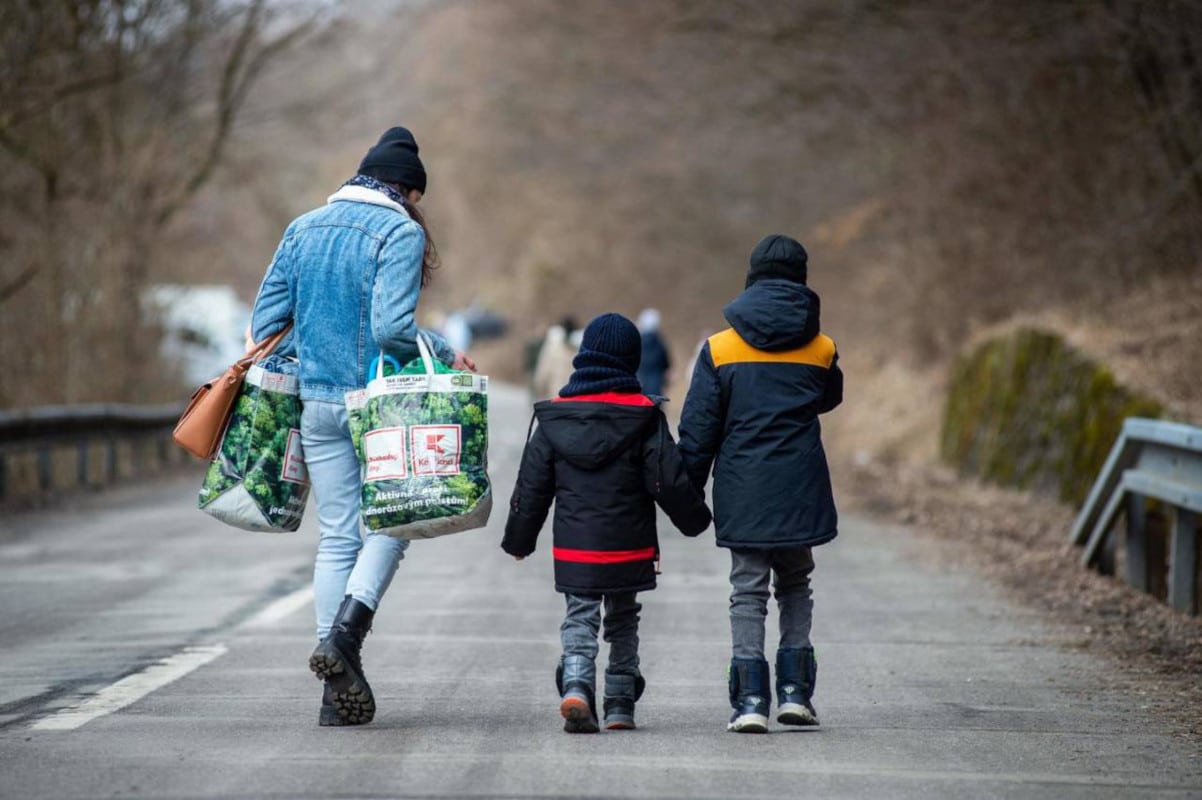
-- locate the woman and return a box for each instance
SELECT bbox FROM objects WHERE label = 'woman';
[249,127,474,726]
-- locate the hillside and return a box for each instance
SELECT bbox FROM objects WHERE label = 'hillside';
[169,0,1201,452]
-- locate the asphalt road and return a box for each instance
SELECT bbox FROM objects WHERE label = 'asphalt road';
[1,383,1200,799]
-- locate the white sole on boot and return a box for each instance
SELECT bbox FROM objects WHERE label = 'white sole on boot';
[727,713,769,733]
[778,702,819,726]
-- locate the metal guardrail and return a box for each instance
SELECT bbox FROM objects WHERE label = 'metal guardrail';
[0,403,185,502]
[1071,417,1202,615]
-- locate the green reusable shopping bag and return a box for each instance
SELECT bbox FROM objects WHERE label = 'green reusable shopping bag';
[198,357,309,532]
[346,335,491,539]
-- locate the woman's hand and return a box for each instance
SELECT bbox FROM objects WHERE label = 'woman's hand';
[452,351,477,372]
[244,324,255,351]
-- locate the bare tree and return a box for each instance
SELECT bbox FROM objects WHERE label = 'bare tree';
[0,0,317,406]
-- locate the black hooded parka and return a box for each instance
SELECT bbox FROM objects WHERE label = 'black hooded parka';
[679,278,843,550]
[503,393,712,594]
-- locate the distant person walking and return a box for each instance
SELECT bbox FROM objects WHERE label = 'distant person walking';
[636,308,671,397]
[531,316,579,400]
[679,234,842,733]
[249,126,475,727]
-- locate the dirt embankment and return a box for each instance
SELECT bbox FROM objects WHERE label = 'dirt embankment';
[827,270,1202,743]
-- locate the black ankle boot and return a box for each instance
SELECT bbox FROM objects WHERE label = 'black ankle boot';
[310,596,376,725]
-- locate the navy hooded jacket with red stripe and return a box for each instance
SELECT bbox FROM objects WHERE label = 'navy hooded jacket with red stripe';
[679,279,842,550]
[502,393,712,594]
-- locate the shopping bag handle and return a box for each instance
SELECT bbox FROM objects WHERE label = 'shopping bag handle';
[370,354,402,380]
[373,333,435,380]
[415,332,437,375]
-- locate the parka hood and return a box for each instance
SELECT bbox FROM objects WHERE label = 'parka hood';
[533,398,658,470]
[723,279,821,352]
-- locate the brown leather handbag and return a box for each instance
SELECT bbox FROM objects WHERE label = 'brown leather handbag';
[173,323,294,459]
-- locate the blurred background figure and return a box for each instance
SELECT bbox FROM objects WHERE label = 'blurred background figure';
[442,309,473,354]
[636,308,671,397]
[531,316,580,400]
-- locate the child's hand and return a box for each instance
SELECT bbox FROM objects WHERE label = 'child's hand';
[513,555,526,562]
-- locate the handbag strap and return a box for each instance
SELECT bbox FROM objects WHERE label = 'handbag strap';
[245,322,294,363]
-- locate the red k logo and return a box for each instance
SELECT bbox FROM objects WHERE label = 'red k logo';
[411,425,462,475]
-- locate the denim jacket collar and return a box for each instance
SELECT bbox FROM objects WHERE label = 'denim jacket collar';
[326,184,411,218]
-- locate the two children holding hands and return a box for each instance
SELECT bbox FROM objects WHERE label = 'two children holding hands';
[504,234,843,734]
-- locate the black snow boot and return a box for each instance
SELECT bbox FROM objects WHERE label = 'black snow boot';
[310,596,376,725]
[556,655,599,733]
[602,670,646,730]
[728,658,771,733]
[776,647,819,726]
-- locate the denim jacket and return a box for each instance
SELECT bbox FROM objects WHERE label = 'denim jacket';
[250,184,455,403]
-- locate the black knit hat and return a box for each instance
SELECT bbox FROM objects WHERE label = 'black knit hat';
[560,313,644,397]
[746,234,808,288]
[358,127,427,193]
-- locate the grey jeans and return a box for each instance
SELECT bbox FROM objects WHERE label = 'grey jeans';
[729,547,815,660]
[561,592,641,676]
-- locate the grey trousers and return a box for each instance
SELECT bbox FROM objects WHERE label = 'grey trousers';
[561,592,641,676]
[729,547,815,661]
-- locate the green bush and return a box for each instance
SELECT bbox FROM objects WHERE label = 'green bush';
[941,328,1162,504]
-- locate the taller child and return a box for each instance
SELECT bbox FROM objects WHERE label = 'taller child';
[678,234,843,733]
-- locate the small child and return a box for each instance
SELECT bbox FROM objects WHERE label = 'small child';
[679,234,843,733]
[503,313,712,733]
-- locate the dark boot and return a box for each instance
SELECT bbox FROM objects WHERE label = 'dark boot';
[309,596,376,725]
[776,647,819,726]
[318,684,347,727]
[556,655,599,734]
[602,671,646,730]
[728,658,770,733]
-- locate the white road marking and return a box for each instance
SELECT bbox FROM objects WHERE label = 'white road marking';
[31,644,228,731]
[239,586,312,630]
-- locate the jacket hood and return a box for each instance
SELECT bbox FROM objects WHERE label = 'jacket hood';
[723,279,821,352]
[533,398,658,470]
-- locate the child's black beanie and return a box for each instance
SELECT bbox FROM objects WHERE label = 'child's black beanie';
[560,313,643,397]
[746,234,808,288]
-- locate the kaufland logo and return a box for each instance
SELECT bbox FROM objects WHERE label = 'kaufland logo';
[410,425,461,475]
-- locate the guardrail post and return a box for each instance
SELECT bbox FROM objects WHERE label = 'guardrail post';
[1168,508,1198,615]
[105,438,118,484]
[1124,494,1147,588]
[77,441,89,488]
[37,448,52,493]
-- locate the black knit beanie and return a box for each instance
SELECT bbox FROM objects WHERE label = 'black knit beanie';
[745,234,808,288]
[560,313,644,397]
[358,127,427,193]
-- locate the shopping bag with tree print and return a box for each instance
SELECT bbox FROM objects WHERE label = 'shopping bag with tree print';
[346,335,491,539]
[198,355,309,531]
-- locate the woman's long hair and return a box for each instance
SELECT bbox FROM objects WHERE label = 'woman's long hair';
[395,186,439,287]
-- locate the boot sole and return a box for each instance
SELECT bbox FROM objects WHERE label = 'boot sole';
[560,695,599,734]
[727,713,769,733]
[778,702,819,726]
[604,718,636,730]
[310,647,375,725]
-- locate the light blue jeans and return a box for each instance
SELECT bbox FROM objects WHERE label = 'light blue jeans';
[301,401,409,640]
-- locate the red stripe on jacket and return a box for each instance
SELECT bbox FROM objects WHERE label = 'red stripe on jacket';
[553,546,657,564]
[553,392,655,406]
